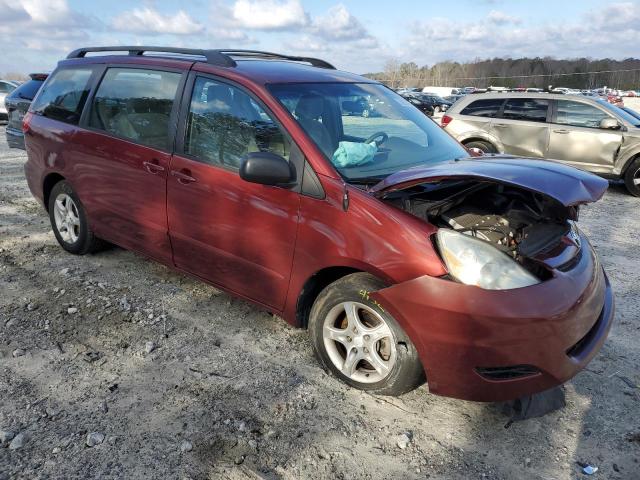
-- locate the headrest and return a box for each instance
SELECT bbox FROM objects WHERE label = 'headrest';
[295,94,324,120]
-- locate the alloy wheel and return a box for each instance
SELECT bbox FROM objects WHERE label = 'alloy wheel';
[53,193,80,244]
[322,301,397,383]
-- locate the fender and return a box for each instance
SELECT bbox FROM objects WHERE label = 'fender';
[455,129,505,153]
[613,136,640,176]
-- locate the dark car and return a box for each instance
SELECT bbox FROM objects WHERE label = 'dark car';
[23,46,613,402]
[400,93,435,116]
[5,73,48,149]
[416,93,453,113]
[341,96,371,117]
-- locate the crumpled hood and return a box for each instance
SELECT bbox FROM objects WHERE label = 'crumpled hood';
[370,156,609,206]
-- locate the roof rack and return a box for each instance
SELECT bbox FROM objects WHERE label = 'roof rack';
[66,47,335,70]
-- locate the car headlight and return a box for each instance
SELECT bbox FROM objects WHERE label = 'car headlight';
[436,229,540,290]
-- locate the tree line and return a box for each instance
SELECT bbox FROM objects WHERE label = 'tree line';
[365,57,640,90]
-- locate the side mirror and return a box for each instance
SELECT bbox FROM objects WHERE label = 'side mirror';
[239,151,294,186]
[600,117,620,130]
[468,147,484,157]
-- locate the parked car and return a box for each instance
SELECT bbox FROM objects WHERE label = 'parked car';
[0,79,19,121]
[442,92,640,195]
[444,93,466,104]
[5,73,48,149]
[23,46,613,402]
[341,96,371,117]
[415,93,452,113]
[606,94,624,107]
[400,93,435,116]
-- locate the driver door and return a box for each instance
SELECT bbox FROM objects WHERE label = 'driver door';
[167,76,301,309]
[548,99,623,172]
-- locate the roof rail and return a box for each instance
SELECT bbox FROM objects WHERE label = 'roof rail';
[215,50,335,69]
[66,46,335,70]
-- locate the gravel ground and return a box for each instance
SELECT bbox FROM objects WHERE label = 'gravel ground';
[0,124,639,479]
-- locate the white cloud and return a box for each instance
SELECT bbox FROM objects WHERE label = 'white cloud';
[231,0,309,30]
[487,10,522,25]
[112,7,204,35]
[311,4,375,42]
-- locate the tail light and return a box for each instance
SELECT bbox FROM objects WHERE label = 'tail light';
[441,114,452,127]
[22,111,34,134]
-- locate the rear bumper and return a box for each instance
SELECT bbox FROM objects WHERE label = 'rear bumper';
[372,234,614,402]
[6,126,25,149]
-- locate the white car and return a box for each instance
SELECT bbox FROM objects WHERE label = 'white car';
[0,80,19,121]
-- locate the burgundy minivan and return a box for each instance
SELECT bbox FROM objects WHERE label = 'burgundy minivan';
[23,47,614,401]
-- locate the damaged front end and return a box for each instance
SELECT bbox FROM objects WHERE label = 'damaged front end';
[371,157,609,288]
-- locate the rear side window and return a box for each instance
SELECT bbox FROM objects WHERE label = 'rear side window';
[88,68,181,150]
[30,68,93,125]
[555,100,611,128]
[184,77,291,170]
[502,98,549,122]
[0,81,16,93]
[460,98,504,117]
[9,79,45,101]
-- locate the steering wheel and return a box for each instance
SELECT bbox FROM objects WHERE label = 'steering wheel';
[365,131,388,147]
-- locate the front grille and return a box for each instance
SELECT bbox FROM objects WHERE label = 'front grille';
[476,365,540,381]
[566,304,605,358]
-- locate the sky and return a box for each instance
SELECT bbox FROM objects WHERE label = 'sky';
[1,0,639,75]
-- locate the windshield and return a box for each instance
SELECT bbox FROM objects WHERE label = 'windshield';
[268,83,467,183]
[596,99,640,127]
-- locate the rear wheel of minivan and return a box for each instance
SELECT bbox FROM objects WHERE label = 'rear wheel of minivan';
[309,273,425,396]
[48,181,104,255]
[624,158,640,197]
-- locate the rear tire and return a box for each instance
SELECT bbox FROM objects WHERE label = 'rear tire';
[48,181,104,255]
[464,140,497,154]
[624,158,640,197]
[309,273,425,396]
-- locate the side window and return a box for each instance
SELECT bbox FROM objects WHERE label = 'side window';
[0,82,14,93]
[502,98,549,122]
[460,98,504,118]
[30,68,93,125]
[555,100,611,128]
[185,77,291,169]
[88,68,181,150]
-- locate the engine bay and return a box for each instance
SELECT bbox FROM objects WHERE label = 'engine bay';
[384,180,573,261]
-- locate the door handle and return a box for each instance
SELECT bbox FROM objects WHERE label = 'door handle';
[494,123,508,128]
[553,129,570,134]
[171,169,197,184]
[143,160,165,174]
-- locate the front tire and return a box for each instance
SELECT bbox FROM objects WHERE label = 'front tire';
[624,158,640,197]
[309,273,425,396]
[48,181,104,255]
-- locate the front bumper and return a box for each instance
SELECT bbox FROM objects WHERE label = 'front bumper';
[372,236,614,402]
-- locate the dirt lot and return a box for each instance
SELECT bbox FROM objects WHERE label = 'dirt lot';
[0,124,639,480]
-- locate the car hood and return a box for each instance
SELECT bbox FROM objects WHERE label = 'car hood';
[370,156,609,206]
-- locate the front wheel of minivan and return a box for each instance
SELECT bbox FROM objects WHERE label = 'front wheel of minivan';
[624,158,640,197]
[48,181,104,255]
[309,273,425,396]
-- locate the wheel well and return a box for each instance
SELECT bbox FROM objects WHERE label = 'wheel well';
[295,267,362,328]
[43,173,65,211]
[622,153,640,176]
[462,137,492,147]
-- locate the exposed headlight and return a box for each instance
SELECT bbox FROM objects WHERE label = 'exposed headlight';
[436,229,540,290]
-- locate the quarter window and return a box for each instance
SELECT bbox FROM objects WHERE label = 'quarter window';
[185,77,290,169]
[502,98,549,122]
[89,68,181,150]
[30,68,93,125]
[555,100,611,128]
[460,99,505,118]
